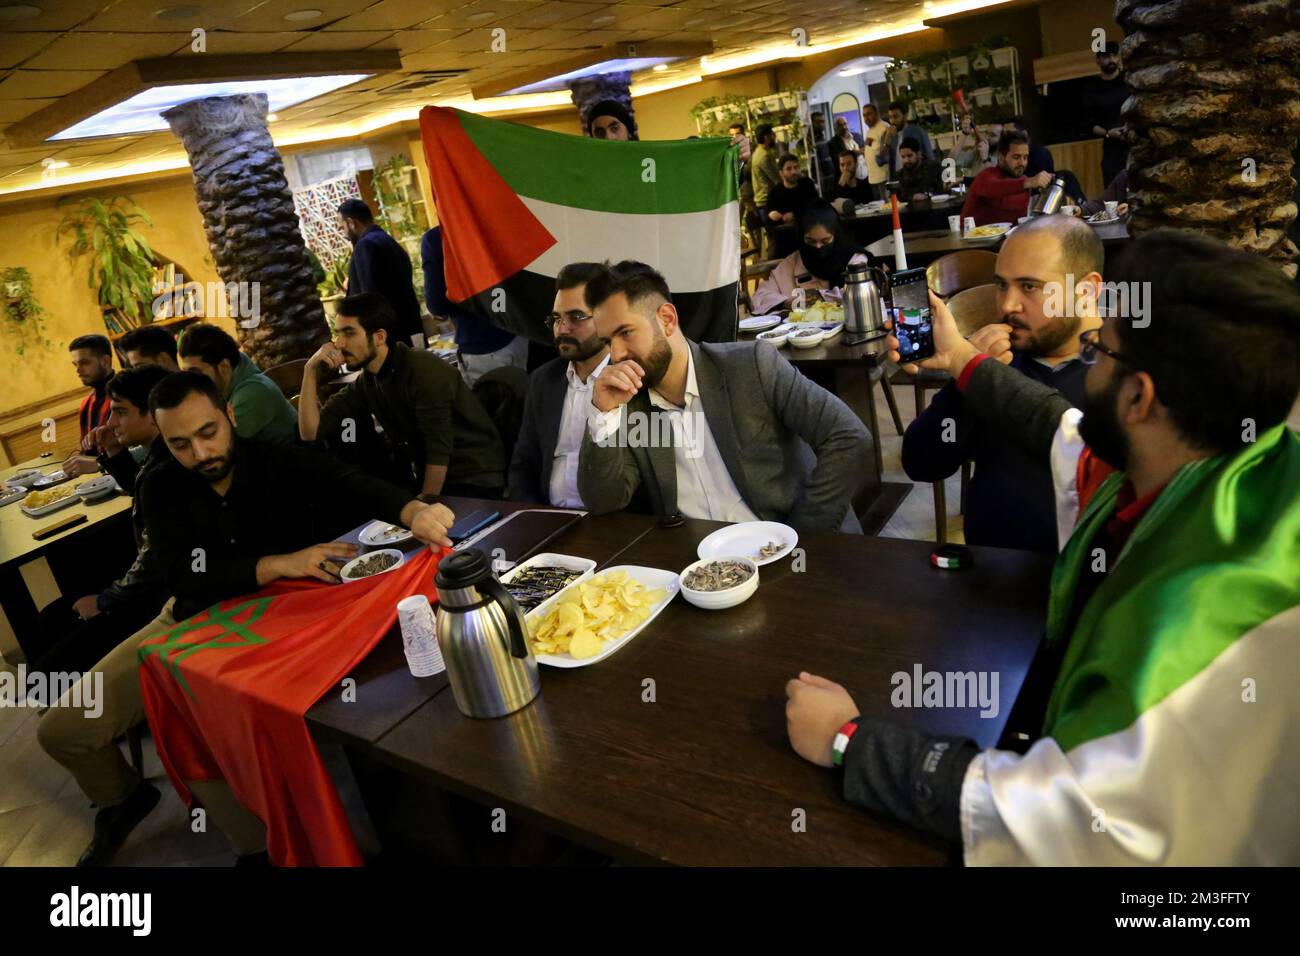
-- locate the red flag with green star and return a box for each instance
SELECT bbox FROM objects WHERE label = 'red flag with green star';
[138,546,448,866]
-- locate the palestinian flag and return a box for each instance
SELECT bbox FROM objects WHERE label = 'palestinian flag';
[419,106,740,344]
[960,423,1300,865]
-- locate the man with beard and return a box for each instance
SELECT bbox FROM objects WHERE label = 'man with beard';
[38,370,458,866]
[64,334,116,478]
[509,263,610,506]
[178,323,297,444]
[577,261,869,533]
[339,197,424,346]
[787,228,1300,864]
[1082,41,1132,187]
[902,215,1100,552]
[961,130,1054,226]
[298,292,505,498]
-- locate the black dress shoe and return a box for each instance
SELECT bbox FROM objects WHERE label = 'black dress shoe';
[76,781,161,867]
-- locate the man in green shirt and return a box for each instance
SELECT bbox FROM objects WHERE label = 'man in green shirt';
[178,323,297,443]
[299,293,506,498]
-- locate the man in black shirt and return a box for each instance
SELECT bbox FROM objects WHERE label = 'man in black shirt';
[340,197,424,346]
[1081,41,1133,186]
[829,151,874,206]
[896,137,945,201]
[764,153,819,258]
[37,371,455,866]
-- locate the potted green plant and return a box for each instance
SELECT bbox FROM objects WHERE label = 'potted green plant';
[56,194,157,328]
[1,266,53,356]
[318,254,350,319]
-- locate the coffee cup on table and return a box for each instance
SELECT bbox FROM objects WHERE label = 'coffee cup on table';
[948,215,962,233]
[1104,200,1119,218]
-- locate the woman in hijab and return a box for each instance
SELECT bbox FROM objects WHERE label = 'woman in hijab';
[585,99,638,141]
[750,202,872,314]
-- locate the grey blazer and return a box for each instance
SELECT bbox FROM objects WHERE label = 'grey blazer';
[577,340,869,533]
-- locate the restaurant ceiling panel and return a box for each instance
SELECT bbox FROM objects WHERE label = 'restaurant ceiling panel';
[363,28,468,54]
[283,31,399,53]
[490,2,612,30]
[0,70,106,101]
[224,0,369,31]
[78,0,268,33]
[172,32,306,56]
[24,33,192,70]
[0,98,58,123]
[0,31,59,69]
[0,0,112,32]
[324,0,482,32]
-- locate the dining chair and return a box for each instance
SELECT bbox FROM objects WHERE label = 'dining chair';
[262,358,309,400]
[925,249,998,299]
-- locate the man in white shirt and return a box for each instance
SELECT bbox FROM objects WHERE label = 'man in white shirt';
[861,103,891,199]
[578,262,869,532]
[508,263,610,506]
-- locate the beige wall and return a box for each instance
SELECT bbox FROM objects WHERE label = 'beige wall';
[0,174,228,413]
[1039,0,1122,57]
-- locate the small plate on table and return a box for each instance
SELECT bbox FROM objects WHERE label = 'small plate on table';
[20,485,81,518]
[528,565,680,668]
[9,468,41,484]
[358,519,414,547]
[76,475,119,503]
[1085,213,1120,226]
[337,548,406,584]
[756,328,790,347]
[30,470,70,488]
[697,521,799,567]
[740,315,782,334]
[1,484,28,507]
[961,222,1011,241]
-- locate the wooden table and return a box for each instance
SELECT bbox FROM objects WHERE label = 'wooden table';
[738,333,911,534]
[868,219,1132,266]
[357,510,1053,865]
[0,456,133,659]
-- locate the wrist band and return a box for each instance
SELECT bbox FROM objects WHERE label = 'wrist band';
[831,718,861,768]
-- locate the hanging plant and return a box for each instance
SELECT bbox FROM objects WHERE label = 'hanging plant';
[56,194,156,327]
[1,266,53,356]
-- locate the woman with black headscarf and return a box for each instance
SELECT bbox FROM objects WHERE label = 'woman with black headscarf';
[585,99,638,141]
[751,202,872,314]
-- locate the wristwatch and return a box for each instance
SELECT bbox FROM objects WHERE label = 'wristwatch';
[831,717,861,768]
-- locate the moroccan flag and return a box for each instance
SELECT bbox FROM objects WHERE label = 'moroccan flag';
[960,423,1300,864]
[138,546,449,866]
[419,106,741,344]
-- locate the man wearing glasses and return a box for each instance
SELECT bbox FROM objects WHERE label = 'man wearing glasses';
[508,263,611,506]
[901,215,1103,552]
[787,229,1300,864]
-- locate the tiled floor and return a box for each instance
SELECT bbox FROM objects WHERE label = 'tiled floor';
[0,379,955,867]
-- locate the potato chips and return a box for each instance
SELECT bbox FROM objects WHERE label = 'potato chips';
[23,485,75,509]
[528,570,668,660]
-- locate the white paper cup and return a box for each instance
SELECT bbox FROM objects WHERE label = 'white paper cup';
[396,594,444,677]
[948,215,962,233]
[1061,205,1079,217]
[1104,200,1119,217]
[963,217,976,234]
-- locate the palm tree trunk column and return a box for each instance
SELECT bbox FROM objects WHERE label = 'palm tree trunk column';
[162,92,328,366]
[1118,0,1300,277]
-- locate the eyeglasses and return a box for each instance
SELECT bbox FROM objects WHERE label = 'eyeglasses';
[1078,328,1131,366]
[545,310,593,329]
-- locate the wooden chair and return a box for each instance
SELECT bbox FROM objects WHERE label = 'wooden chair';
[925,249,998,299]
[947,283,1002,336]
[262,358,308,400]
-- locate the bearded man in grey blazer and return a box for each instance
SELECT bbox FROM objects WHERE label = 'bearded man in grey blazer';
[577,262,869,533]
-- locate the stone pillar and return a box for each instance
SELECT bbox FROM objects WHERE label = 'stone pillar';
[1118,0,1300,275]
[162,93,329,366]
[570,71,637,139]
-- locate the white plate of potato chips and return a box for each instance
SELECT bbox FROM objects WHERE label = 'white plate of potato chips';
[527,565,679,668]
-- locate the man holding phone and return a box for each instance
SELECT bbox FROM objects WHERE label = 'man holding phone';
[39,370,456,866]
[786,229,1300,864]
[901,215,1101,552]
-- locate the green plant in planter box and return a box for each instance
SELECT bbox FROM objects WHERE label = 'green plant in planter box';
[56,194,156,327]
[1,266,53,356]
[318,254,350,300]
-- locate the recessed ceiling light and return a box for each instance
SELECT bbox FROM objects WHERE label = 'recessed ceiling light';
[266,112,279,121]
[41,158,69,169]
[154,5,202,19]
[592,14,616,25]
[0,4,43,19]
[652,63,668,72]
[465,11,496,23]
[284,8,323,20]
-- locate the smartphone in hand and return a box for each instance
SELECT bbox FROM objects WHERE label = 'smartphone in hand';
[888,267,937,361]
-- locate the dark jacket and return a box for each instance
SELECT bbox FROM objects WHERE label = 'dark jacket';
[764,177,819,221]
[901,353,1087,552]
[897,157,945,197]
[508,356,568,504]
[421,226,515,356]
[348,224,423,345]
[96,437,172,615]
[317,343,504,491]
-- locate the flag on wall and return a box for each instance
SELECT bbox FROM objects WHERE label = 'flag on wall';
[419,106,740,343]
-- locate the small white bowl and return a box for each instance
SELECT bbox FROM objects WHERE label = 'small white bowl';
[789,327,826,349]
[76,475,117,500]
[756,328,790,347]
[338,548,404,583]
[679,556,759,610]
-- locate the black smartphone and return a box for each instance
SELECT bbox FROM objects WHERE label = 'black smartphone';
[888,267,936,361]
[448,509,501,543]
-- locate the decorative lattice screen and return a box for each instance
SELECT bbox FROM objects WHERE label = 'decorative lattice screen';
[292,174,361,267]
